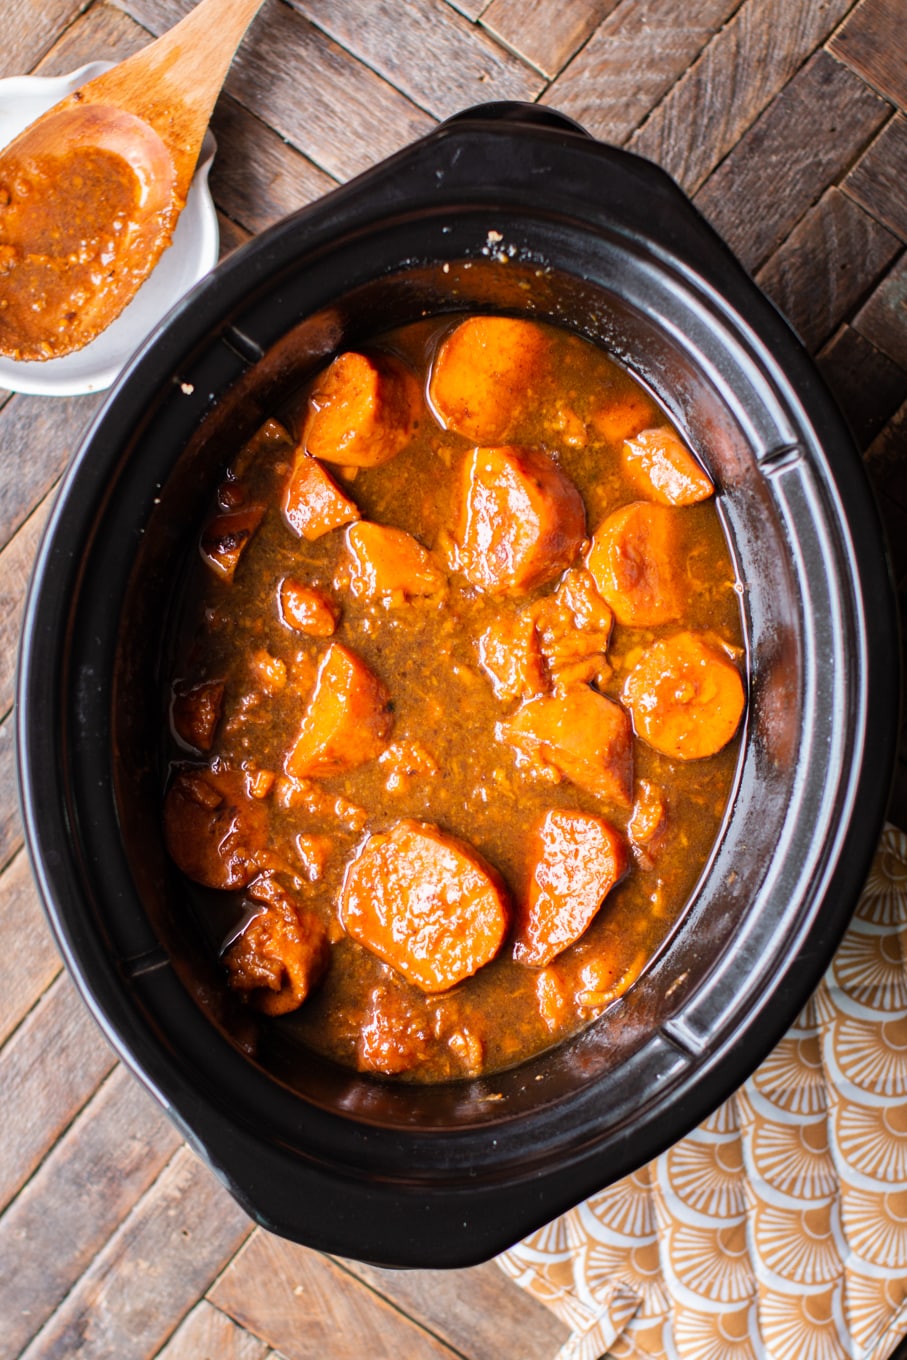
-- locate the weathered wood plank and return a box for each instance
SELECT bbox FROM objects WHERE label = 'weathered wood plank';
[817,324,907,449]
[541,0,741,144]
[629,0,856,193]
[694,51,891,272]
[20,1144,252,1360]
[445,0,493,19]
[827,0,907,110]
[113,0,434,182]
[0,392,101,554]
[854,252,907,370]
[0,849,61,1047]
[844,113,907,243]
[0,496,54,720]
[755,187,900,353]
[0,973,116,1215]
[209,98,337,235]
[339,1257,570,1360]
[34,0,149,74]
[0,0,90,79]
[216,209,252,259]
[155,1301,270,1360]
[482,0,620,80]
[0,710,22,871]
[209,1231,462,1360]
[0,1065,183,1357]
[864,399,907,513]
[292,0,543,118]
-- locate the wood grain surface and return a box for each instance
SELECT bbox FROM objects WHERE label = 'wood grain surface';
[0,0,904,1355]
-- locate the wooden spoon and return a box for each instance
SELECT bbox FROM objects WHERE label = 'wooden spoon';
[0,0,265,362]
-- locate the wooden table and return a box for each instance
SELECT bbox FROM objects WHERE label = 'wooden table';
[1,0,904,1356]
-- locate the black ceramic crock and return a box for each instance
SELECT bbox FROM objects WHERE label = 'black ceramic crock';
[17,103,900,1268]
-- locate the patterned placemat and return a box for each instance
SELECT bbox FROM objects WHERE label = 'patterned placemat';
[498,824,907,1360]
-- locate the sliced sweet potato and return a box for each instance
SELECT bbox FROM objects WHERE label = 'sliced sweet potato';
[453,445,585,595]
[339,819,509,993]
[224,876,330,1015]
[428,315,552,442]
[303,351,420,468]
[628,780,668,850]
[170,680,224,752]
[282,450,360,540]
[285,642,392,779]
[514,810,627,967]
[622,630,745,760]
[278,578,339,636]
[476,610,547,702]
[590,388,658,445]
[586,501,687,627]
[502,684,633,806]
[621,426,714,506]
[163,765,268,890]
[343,521,446,603]
[200,504,265,581]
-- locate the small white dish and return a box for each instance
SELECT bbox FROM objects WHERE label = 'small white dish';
[0,62,219,397]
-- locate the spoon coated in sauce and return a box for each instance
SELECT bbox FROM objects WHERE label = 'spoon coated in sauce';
[0,0,265,362]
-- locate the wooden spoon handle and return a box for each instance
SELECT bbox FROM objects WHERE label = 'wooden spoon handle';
[78,0,267,194]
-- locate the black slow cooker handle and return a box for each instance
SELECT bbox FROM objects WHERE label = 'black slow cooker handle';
[441,101,593,139]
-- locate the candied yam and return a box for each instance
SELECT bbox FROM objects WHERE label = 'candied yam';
[282,450,360,540]
[586,501,687,627]
[453,445,586,595]
[590,389,658,445]
[170,680,224,752]
[357,985,433,1074]
[285,642,392,779]
[535,967,570,1032]
[343,521,446,603]
[163,766,268,890]
[502,684,633,806]
[531,568,614,690]
[514,810,627,967]
[628,779,667,850]
[224,877,329,1015]
[429,315,552,442]
[278,579,339,636]
[622,630,745,760]
[200,504,265,581]
[303,350,420,468]
[339,819,509,993]
[476,610,547,702]
[621,426,714,506]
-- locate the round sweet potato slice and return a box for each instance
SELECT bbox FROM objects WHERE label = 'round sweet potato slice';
[339,819,509,993]
[428,315,552,442]
[586,501,687,627]
[453,445,585,595]
[622,631,745,759]
[514,810,627,967]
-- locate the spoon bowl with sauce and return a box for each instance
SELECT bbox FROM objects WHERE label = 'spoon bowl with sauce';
[0,0,265,365]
